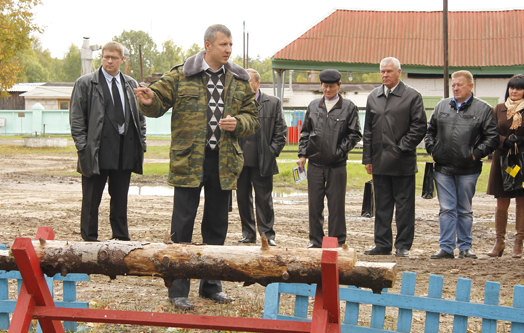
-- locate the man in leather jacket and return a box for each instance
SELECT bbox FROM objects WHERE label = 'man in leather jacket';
[362,57,427,258]
[297,69,362,248]
[70,41,147,242]
[237,69,287,246]
[426,70,499,259]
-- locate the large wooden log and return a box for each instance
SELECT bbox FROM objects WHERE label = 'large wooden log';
[0,239,396,290]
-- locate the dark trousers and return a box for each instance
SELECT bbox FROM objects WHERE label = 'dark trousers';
[168,149,230,298]
[236,166,275,240]
[307,164,347,247]
[372,174,415,251]
[80,169,132,241]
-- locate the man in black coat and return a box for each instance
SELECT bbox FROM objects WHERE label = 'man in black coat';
[362,57,427,258]
[237,69,287,246]
[297,69,362,248]
[70,41,147,242]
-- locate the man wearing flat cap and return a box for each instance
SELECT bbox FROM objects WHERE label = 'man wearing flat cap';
[297,69,362,248]
[362,57,427,258]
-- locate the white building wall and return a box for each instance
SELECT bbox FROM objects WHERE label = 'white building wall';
[260,88,372,108]
[403,76,507,105]
[25,99,59,111]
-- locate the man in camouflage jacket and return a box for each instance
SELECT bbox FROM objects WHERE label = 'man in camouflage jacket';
[135,24,259,311]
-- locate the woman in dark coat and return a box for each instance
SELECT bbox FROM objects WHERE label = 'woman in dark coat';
[487,74,524,258]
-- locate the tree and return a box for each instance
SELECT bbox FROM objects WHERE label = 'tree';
[113,30,158,81]
[183,43,203,61]
[155,39,183,74]
[59,44,81,82]
[0,0,42,97]
[17,38,64,83]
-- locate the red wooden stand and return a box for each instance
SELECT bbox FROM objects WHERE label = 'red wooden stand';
[8,227,341,333]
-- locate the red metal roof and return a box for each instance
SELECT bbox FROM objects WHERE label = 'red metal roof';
[273,9,524,67]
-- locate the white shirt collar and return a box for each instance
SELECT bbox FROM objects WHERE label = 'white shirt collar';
[201,57,225,73]
[384,82,400,96]
[101,67,121,84]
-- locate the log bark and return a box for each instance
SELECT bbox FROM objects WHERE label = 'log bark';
[0,239,396,290]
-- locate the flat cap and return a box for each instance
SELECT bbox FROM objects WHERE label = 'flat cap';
[319,69,341,84]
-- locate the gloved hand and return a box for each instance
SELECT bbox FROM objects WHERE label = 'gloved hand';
[504,135,524,148]
[504,137,516,148]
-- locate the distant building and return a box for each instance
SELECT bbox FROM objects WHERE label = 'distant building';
[271,9,524,109]
[20,82,74,110]
[0,83,44,110]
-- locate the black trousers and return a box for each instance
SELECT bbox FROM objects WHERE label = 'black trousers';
[372,174,415,251]
[236,166,275,240]
[307,164,347,247]
[80,169,132,241]
[168,149,230,298]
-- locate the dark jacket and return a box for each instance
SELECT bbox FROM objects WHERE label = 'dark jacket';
[487,103,524,197]
[239,92,287,177]
[425,95,499,176]
[298,95,362,167]
[70,68,147,177]
[138,50,259,190]
[362,81,427,175]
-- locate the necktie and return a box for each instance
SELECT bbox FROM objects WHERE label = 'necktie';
[387,89,392,98]
[112,77,125,126]
[205,68,225,150]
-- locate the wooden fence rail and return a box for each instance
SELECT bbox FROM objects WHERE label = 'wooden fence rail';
[263,271,524,332]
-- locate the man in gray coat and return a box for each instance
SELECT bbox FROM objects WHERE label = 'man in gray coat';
[70,41,147,242]
[237,69,287,246]
[362,57,427,257]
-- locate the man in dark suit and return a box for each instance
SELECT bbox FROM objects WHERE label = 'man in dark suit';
[237,68,287,246]
[362,57,427,258]
[70,41,147,242]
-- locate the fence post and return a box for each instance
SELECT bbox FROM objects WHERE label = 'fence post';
[452,278,472,332]
[32,103,44,135]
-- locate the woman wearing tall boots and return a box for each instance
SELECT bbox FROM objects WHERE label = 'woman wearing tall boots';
[487,74,524,258]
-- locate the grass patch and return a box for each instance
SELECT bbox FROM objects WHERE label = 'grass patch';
[142,163,169,176]
[0,138,492,193]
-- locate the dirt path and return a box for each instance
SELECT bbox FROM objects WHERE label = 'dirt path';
[0,146,523,332]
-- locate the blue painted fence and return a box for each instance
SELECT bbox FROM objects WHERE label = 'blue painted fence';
[263,271,524,332]
[0,107,368,138]
[0,245,89,332]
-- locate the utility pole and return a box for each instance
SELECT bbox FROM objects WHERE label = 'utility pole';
[139,43,144,82]
[443,0,449,98]
[243,21,246,68]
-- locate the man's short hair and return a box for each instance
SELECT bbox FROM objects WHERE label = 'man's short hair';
[380,57,401,70]
[452,70,474,84]
[204,24,232,44]
[102,41,124,57]
[246,68,260,82]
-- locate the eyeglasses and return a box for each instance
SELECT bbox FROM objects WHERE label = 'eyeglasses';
[103,56,122,61]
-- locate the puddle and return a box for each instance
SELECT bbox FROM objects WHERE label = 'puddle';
[475,221,516,229]
[128,185,307,203]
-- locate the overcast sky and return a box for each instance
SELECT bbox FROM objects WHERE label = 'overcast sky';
[33,0,524,60]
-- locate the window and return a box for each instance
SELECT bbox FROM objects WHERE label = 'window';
[59,100,70,110]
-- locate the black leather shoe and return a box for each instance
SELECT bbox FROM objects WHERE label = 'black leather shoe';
[458,249,477,259]
[238,237,255,244]
[364,247,392,255]
[395,248,410,257]
[430,249,454,259]
[307,243,321,249]
[268,239,277,246]
[200,292,233,304]
[169,297,194,310]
